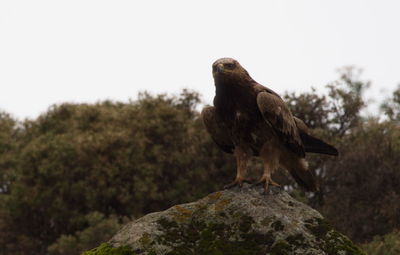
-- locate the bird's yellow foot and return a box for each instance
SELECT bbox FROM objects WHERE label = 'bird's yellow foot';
[252,176,280,193]
[224,177,253,189]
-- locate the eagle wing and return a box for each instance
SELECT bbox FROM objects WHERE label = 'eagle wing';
[201,106,234,154]
[256,91,305,157]
[294,117,339,156]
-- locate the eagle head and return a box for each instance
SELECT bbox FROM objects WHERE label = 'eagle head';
[212,58,251,84]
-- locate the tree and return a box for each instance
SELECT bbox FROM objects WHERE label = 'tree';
[47,212,124,255]
[362,229,400,255]
[0,91,234,255]
[381,84,400,122]
[0,112,18,195]
[283,68,400,242]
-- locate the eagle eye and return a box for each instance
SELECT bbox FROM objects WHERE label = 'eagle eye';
[224,63,235,69]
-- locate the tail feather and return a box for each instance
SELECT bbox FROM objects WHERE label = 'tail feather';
[300,133,338,156]
[288,167,319,192]
[281,157,319,192]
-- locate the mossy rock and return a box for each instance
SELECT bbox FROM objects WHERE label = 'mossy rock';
[82,243,136,255]
[84,185,366,255]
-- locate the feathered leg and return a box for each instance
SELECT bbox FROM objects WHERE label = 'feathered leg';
[224,146,252,189]
[254,143,280,192]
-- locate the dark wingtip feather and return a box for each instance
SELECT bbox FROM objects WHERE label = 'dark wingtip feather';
[300,133,339,156]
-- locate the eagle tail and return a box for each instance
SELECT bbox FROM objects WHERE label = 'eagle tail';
[282,158,319,192]
[300,133,338,156]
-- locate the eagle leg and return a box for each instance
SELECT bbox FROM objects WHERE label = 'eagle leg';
[224,147,252,189]
[254,143,280,193]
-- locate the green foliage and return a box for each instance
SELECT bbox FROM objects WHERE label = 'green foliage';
[381,84,400,121]
[0,112,18,195]
[0,112,20,255]
[0,90,233,255]
[319,120,400,242]
[281,68,400,243]
[284,87,331,130]
[362,230,400,255]
[48,212,124,255]
[326,67,369,136]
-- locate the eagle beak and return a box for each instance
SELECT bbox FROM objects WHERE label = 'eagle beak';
[216,64,224,74]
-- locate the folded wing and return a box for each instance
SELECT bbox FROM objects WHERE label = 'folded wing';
[293,117,339,156]
[256,91,305,157]
[201,106,234,154]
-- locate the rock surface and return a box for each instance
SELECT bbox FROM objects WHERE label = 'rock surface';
[84,185,365,255]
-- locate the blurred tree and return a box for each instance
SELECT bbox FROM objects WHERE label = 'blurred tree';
[47,212,124,255]
[362,230,400,255]
[0,112,18,195]
[326,67,369,136]
[319,120,400,242]
[0,91,234,255]
[0,112,20,255]
[282,68,400,243]
[381,84,400,121]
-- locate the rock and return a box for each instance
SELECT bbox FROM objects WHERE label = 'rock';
[83,185,365,255]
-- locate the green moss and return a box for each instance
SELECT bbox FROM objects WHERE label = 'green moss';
[271,220,285,231]
[139,233,152,247]
[305,218,332,239]
[238,215,254,232]
[157,217,178,229]
[324,230,366,255]
[270,240,292,255]
[155,215,273,255]
[305,218,366,255]
[268,234,309,255]
[217,211,228,218]
[81,243,136,255]
[285,233,306,248]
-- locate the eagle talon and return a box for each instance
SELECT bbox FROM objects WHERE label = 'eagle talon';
[252,177,280,193]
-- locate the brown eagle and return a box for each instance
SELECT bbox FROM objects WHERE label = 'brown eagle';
[202,58,338,192]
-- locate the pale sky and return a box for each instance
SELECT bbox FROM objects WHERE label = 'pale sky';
[1,0,399,119]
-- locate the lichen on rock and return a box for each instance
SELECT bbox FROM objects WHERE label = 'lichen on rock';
[84,185,366,255]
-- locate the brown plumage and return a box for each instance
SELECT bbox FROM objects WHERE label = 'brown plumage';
[202,58,338,192]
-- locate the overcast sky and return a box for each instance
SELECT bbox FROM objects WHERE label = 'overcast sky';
[1,0,399,119]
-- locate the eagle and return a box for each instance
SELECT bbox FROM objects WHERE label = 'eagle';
[202,58,338,192]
